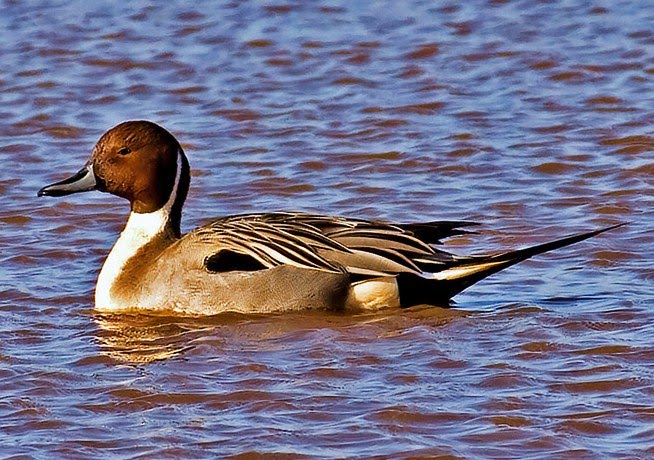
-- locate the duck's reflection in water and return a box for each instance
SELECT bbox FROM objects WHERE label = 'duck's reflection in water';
[93,313,219,364]
[92,305,469,364]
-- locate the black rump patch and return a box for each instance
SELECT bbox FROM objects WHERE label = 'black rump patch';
[205,250,267,272]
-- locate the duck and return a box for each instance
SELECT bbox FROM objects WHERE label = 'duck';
[38,120,623,315]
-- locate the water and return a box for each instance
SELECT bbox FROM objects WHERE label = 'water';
[1,0,653,457]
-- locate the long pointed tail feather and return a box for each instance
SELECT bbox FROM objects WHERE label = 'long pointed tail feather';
[398,222,626,306]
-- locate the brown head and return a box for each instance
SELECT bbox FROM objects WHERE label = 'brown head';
[38,120,190,233]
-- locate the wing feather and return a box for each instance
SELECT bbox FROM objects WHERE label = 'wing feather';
[189,212,466,276]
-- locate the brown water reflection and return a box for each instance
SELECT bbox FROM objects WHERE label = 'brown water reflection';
[94,308,468,365]
[1,0,653,457]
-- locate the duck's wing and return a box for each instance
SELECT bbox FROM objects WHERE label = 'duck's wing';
[187,212,474,276]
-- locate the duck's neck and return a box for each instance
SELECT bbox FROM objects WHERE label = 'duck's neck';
[95,149,190,311]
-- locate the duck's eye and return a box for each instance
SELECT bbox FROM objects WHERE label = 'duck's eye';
[117,147,131,156]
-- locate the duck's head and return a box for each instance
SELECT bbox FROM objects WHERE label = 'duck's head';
[38,120,189,215]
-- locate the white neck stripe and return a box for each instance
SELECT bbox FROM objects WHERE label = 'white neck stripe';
[125,149,182,240]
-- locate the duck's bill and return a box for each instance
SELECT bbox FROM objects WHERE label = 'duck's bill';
[38,164,97,197]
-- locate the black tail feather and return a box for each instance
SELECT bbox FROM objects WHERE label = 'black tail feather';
[398,223,626,306]
[481,222,625,267]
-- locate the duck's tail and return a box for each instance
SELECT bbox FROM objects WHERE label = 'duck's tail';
[397,223,626,306]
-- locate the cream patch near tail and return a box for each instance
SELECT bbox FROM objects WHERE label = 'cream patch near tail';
[345,277,400,311]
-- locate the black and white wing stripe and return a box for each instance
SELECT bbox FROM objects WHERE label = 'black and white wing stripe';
[192,212,478,276]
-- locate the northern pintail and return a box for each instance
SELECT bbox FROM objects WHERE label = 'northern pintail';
[38,121,622,315]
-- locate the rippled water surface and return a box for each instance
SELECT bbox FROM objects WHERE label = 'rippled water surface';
[1,0,653,457]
